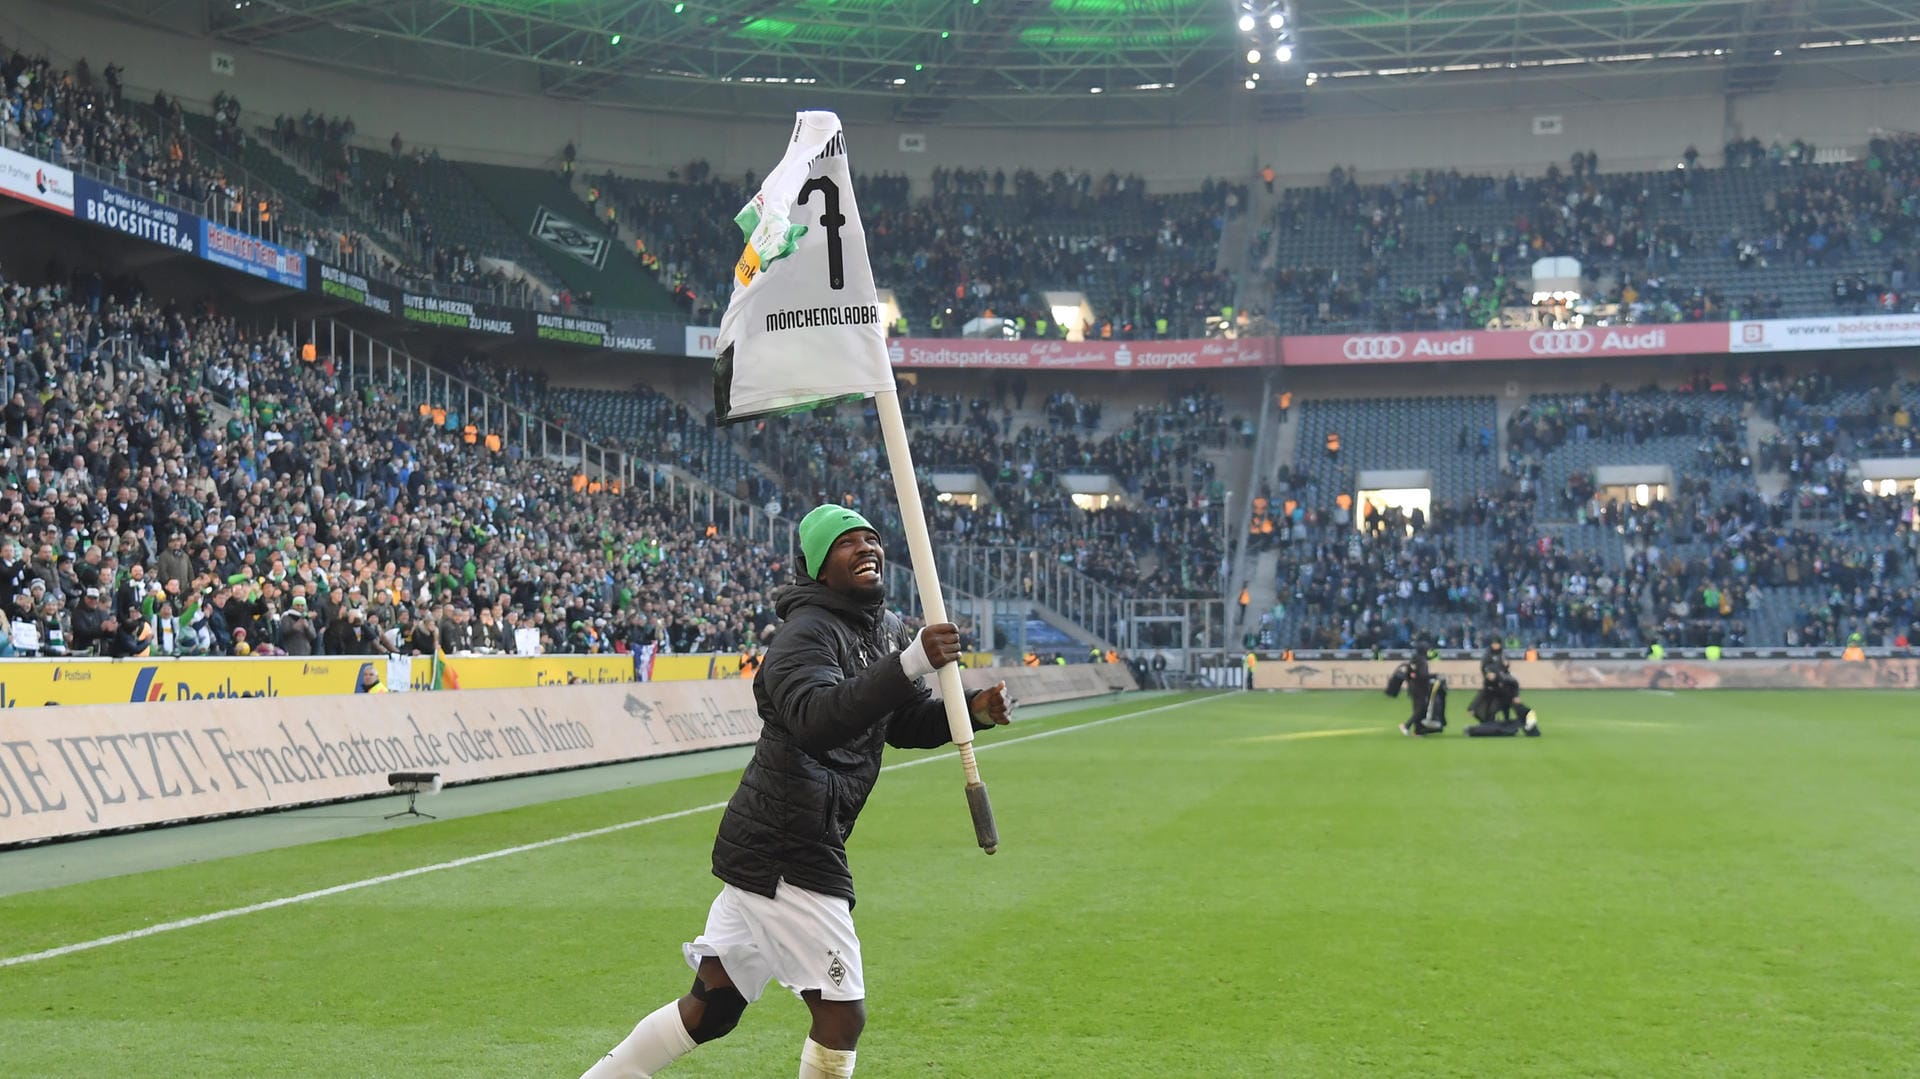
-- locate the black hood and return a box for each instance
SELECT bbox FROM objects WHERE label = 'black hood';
[774,576,885,632]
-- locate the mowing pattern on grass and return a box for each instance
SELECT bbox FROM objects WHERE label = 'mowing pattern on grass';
[2,691,1916,1077]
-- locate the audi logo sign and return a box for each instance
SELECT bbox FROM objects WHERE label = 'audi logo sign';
[1528,330,1595,354]
[1286,324,1721,365]
[1527,328,1669,355]
[1341,336,1406,360]
[1336,335,1475,360]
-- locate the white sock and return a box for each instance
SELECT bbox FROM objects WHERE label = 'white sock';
[798,1037,857,1079]
[581,1001,697,1078]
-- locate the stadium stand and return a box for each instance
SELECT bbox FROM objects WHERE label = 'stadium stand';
[9,30,1920,662]
[597,163,1243,339]
[2,53,472,294]
[549,385,764,496]
[0,262,788,659]
[594,164,754,324]
[1248,375,1919,653]
[262,115,548,307]
[1290,394,1502,506]
[557,378,1241,602]
[460,161,679,313]
[1252,142,1920,335]
[866,168,1242,339]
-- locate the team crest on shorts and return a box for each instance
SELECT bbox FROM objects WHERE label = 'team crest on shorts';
[826,951,847,987]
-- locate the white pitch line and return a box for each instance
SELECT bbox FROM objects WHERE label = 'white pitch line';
[0,692,1217,970]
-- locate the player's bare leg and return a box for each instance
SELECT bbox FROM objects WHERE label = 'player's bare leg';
[798,991,864,1077]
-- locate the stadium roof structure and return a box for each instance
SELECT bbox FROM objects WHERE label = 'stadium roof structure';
[75,0,1920,126]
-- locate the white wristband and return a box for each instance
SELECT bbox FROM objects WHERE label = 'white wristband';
[900,628,935,681]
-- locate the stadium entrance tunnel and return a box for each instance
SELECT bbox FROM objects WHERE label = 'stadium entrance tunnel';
[1593,464,1675,507]
[1855,458,1920,502]
[1355,470,1432,537]
[930,471,991,509]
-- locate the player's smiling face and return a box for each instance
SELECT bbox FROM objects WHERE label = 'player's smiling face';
[821,528,884,600]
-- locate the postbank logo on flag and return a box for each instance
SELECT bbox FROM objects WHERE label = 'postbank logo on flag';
[733,193,789,288]
[735,243,760,288]
[712,112,891,425]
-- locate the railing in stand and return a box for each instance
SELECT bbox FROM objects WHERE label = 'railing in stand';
[307,318,797,560]
[931,546,1134,648]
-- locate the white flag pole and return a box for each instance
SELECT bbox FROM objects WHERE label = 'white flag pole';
[873,387,998,854]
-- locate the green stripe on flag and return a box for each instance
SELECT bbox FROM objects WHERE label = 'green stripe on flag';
[737,202,806,270]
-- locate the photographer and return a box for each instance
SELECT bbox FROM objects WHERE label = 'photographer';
[1387,642,1446,736]
[1470,640,1518,722]
[278,596,318,656]
[1466,640,1541,736]
[324,605,378,655]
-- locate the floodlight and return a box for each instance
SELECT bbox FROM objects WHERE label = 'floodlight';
[1246,48,1261,63]
[1269,12,1285,29]
[1275,44,1293,62]
[1238,14,1255,32]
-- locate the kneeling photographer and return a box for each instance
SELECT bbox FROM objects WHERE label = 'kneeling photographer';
[1466,639,1540,737]
[1386,641,1447,736]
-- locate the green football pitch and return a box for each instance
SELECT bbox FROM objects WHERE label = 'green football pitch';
[3,689,1916,1078]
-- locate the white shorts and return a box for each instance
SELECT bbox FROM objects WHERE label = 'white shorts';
[683,880,865,1003]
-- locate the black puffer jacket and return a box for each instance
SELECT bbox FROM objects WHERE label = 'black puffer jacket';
[711,579,984,906]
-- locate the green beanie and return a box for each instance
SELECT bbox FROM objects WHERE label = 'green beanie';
[798,504,875,579]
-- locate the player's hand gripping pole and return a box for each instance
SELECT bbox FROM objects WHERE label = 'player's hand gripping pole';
[874,388,998,854]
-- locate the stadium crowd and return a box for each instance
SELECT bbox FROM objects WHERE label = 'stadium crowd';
[1250,371,1920,651]
[13,38,1920,659]
[0,45,415,295]
[869,169,1240,340]
[0,261,789,659]
[1259,156,1740,332]
[517,373,1242,605]
[1754,135,1920,277]
[737,386,1239,599]
[265,111,548,307]
[19,36,1920,351]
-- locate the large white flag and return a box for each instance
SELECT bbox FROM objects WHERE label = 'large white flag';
[712,111,893,424]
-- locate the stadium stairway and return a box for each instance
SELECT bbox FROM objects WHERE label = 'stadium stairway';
[459,163,677,312]
[1226,373,1281,644]
[1024,598,1114,651]
[1495,392,1522,464]
[154,107,396,268]
[1012,615,1081,654]
[1241,548,1281,644]
[249,127,418,264]
[174,110,325,214]
[1215,184,1257,314]
[1270,388,1301,478]
[935,546,1126,650]
[1745,410,1790,503]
